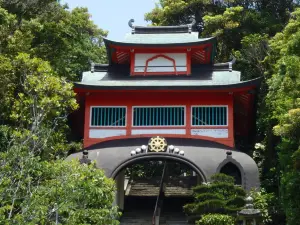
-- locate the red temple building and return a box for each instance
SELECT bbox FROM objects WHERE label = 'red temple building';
[68,20,261,221]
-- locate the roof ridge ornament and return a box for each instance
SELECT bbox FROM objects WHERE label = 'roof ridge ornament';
[214,56,237,71]
[128,19,135,34]
[90,62,95,73]
[188,18,196,33]
[128,18,196,34]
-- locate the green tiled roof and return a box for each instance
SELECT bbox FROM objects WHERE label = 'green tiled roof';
[104,35,215,47]
[123,32,204,44]
[75,69,262,91]
[80,70,241,85]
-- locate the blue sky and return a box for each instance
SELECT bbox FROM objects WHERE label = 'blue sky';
[61,0,157,40]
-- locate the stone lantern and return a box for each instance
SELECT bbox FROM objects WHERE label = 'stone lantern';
[238,196,261,225]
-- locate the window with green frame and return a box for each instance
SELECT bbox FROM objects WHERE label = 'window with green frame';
[91,107,126,127]
[133,106,185,126]
[192,106,227,126]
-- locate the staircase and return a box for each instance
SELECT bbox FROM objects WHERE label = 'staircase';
[159,213,189,225]
[126,178,160,196]
[121,167,196,225]
[126,176,197,197]
[120,210,153,225]
[120,196,156,225]
[159,197,192,225]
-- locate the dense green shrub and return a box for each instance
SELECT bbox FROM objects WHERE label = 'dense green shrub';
[184,174,246,222]
[196,214,235,225]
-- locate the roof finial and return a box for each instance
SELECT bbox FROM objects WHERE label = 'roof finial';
[128,19,135,34]
[91,62,95,73]
[229,56,236,72]
[188,17,196,33]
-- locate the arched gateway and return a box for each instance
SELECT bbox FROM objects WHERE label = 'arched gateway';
[67,19,261,224]
[67,137,259,191]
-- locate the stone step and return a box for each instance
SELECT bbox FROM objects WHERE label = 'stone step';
[120,209,153,225]
[160,218,190,225]
[127,183,193,196]
[120,218,153,225]
[160,222,189,225]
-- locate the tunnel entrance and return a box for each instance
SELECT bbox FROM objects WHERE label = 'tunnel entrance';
[116,159,201,225]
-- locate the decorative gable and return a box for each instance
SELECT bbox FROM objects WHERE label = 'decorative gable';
[131,52,191,76]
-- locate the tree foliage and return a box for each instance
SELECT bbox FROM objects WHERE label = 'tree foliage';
[0,1,118,224]
[197,214,235,225]
[250,189,273,224]
[263,9,300,225]
[0,1,107,81]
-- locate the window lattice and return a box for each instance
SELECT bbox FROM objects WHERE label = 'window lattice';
[91,107,126,127]
[133,107,185,126]
[192,106,227,126]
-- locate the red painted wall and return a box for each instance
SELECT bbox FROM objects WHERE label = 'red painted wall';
[82,91,234,148]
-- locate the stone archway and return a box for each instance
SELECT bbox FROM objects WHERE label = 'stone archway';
[111,152,207,212]
[66,137,260,191]
[110,152,207,182]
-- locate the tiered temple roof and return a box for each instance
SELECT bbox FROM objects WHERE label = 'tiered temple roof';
[74,20,262,142]
[75,19,261,91]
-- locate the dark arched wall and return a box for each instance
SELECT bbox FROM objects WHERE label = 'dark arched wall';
[66,138,260,191]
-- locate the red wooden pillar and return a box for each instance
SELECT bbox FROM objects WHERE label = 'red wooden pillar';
[84,94,91,148]
[228,93,235,148]
[186,103,191,137]
[126,104,133,137]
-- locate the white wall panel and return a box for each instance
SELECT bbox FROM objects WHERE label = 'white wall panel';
[191,129,229,138]
[89,129,126,138]
[131,129,186,135]
[134,67,187,73]
[135,53,187,66]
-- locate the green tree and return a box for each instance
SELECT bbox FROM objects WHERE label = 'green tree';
[19,160,119,225]
[0,54,119,224]
[184,174,246,222]
[0,1,108,81]
[0,2,118,224]
[262,8,300,225]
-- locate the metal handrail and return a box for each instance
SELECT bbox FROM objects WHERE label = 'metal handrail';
[152,161,167,225]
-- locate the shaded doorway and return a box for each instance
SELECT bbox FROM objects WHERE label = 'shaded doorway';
[115,159,202,225]
[220,162,242,185]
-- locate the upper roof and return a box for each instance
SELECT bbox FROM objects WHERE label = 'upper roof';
[75,20,261,92]
[103,19,217,65]
[104,35,215,46]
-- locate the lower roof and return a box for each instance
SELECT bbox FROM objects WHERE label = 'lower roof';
[74,67,261,91]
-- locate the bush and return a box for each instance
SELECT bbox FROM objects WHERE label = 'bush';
[197,214,235,225]
[184,173,246,222]
[250,189,273,224]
